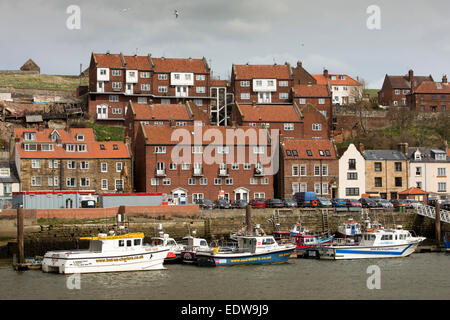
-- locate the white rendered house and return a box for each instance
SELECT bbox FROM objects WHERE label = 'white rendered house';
[338,143,366,199]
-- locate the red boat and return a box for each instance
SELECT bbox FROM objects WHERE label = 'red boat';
[290,233,334,253]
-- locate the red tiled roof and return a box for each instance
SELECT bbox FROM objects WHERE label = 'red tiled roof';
[238,104,302,122]
[399,187,428,194]
[131,103,191,120]
[413,81,450,94]
[14,128,130,159]
[282,139,337,159]
[293,84,330,97]
[312,74,361,86]
[233,64,291,79]
[93,53,124,69]
[123,55,151,70]
[151,57,208,73]
[141,125,271,146]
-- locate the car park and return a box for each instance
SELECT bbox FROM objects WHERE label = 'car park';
[331,198,346,207]
[317,197,333,208]
[195,199,214,210]
[214,199,232,209]
[231,200,248,209]
[345,199,362,208]
[374,198,394,209]
[359,198,379,208]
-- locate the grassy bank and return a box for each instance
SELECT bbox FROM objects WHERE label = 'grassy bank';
[0,73,88,91]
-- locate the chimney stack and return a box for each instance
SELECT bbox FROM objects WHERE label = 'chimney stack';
[65,119,70,133]
[408,69,414,82]
[252,101,257,108]
[443,75,448,84]
[397,142,409,156]
[297,61,302,68]
[358,143,365,153]
[323,69,329,77]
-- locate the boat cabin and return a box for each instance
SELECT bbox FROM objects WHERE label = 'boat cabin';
[151,234,178,247]
[237,236,278,253]
[184,236,209,251]
[80,232,145,253]
[359,228,414,246]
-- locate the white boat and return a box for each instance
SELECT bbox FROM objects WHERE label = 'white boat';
[318,224,425,260]
[151,233,185,263]
[42,232,170,274]
[289,221,310,236]
[180,236,211,264]
[336,218,362,238]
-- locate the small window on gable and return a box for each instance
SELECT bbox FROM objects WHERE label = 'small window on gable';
[76,134,84,141]
[286,150,292,156]
[319,150,324,156]
[100,144,105,150]
[306,150,312,156]
[113,144,118,150]
[325,150,331,156]
[292,150,298,157]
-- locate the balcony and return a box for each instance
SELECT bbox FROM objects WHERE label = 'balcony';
[155,168,166,177]
[254,167,264,176]
[218,168,229,177]
[193,168,203,176]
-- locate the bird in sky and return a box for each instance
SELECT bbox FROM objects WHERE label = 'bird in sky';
[174,9,179,18]
[120,8,130,13]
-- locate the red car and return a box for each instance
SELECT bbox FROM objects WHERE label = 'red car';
[249,198,266,208]
[345,199,362,208]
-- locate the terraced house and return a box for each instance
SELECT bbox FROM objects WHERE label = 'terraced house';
[312,70,362,105]
[13,126,132,194]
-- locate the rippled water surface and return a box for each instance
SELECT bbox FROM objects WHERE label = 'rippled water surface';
[0,253,448,300]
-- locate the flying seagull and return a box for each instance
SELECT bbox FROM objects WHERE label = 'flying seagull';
[174,9,179,18]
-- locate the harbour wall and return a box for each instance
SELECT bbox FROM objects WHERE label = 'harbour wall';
[1,207,447,258]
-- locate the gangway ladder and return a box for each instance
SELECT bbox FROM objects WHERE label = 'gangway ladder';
[416,205,450,224]
[321,209,330,233]
[270,208,292,232]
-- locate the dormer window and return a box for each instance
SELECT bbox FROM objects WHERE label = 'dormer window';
[50,130,60,141]
[100,144,105,150]
[76,134,84,141]
[66,144,75,152]
[414,152,421,160]
[113,144,118,150]
[23,132,36,141]
[78,144,87,152]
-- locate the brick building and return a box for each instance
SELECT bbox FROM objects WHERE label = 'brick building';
[231,63,293,105]
[407,76,450,112]
[378,69,433,107]
[88,52,223,123]
[134,123,276,203]
[291,61,317,85]
[278,138,339,199]
[312,70,362,105]
[13,126,132,194]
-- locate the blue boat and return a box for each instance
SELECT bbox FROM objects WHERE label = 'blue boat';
[196,234,295,267]
[444,234,450,251]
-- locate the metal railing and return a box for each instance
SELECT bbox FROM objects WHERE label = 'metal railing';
[416,205,450,224]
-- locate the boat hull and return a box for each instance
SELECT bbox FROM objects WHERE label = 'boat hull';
[42,248,169,274]
[196,248,294,267]
[318,242,420,260]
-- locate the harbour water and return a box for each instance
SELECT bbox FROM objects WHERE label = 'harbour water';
[0,253,448,300]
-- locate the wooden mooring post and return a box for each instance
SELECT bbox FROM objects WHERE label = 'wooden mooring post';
[17,207,24,265]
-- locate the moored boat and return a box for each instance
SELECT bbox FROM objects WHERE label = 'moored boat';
[180,236,211,264]
[291,233,334,254]
[336,218,362,239]
[151,233,185,264]
[42,232,170,274]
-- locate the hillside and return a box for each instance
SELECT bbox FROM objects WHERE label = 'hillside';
[0,73,88,92]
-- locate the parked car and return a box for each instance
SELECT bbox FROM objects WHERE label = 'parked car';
[374,198,394,209]
[390,199,409,209]
[317,197,333,208]
[406,200,424,210]
[345,199,362,208]
[294,192,318,207]
[282,198,297,208]
[214,199,232,209]
[359,198,379,208]
[331,198,346,208]
[265,198,284,208]
[249,198,266,209]
[195,199,214,210]
[402,199,416,209]
[231,200,248,209]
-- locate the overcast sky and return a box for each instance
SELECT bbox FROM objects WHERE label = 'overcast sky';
[1,0,449,88]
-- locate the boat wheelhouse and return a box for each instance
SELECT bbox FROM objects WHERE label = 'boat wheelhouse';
[151,233,185,263]
[42,232,170,274]
[290,233,334,253]
[180,236,211,264]
[336,218,362,239]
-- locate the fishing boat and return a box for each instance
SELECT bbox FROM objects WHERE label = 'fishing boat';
[318,224,426,260]
[336,218,362,239]
[196,227,295,267]
[289,221,311,236]
[42,232,170,274]
[180,236,211,264]
[151,233,185,264]
[290,233,334,254]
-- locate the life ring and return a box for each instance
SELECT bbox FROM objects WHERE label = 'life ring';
[311,200,319,207]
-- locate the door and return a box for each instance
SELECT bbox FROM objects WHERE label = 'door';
[126,83,133,94]
[97,105,108,119]
[258,92,271,103]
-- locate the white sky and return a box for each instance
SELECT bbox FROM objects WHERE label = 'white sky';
[1,0,449,89]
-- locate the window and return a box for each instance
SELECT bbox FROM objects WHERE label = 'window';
[169,163,177,170]
[240,81,250,87]
[279,81,288,87]
[158,74,168,80]
[66,178,76,187]
[231,163,239,170]
[158,86,168,93]
[0,168,9,176]
[118,240,124,247]
[3,183,12,194]
[244,163,251,170]
[395,89,400,95]
[217,146,229,154]
[240,93,250,100]
[416,181,422,189]
[99,162,107,173]
[261,177,269,184]
[23,132,36,141]
[284,123,294,131]
[395,177,402,187]
[250,178,258,185]
[112,82,122,89]
[318,98,325,105]
[188,178,196,185]
[438,182,446,192]
[346,188,360,196]
[300,165,306,176]
[67,161,76,169]
[438,168,446,176]
[200,178,208,185]
[66,144,75,152]
[415,166,421,176]
[253,146,265,154]
[319,150,324,156]
[292,165,299,176]
[141,84,151,91]
[347,172,358,180]
[196,86,206,93]
[374,162,382,172]
[348,159,356,170]
[196,75,206,81]
[78,144,87,152]
[322,165,328,176]
[80,161,89,170]
[395,162,402,172]
[112,108,122,114]
[24,143,37,151]
[116,162,123,172]
[31,160,41,169]
[80,178,90,187]
[192,146,203,154]
[279,93,289,100]
[299,98,306,104]
[115,179,124,191]
[101,179,108,190]
[322,183,329,194]
[181,163,190,170]
[140,72,150,78]
[151,178,159,186]
[314,183,321,194]
[292,183,299,194]
[109,95,119,102]
[225,178,233,185]
[112,70,121,76]
[137,97,147,104]
[312,123,322,131]
[306,150,312,156]
[154,146,166,154]
[31,176,41,186]
[375,177,382,187]
[162,178,171,186]
[214,178,222,185]
[254,193,265,200]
